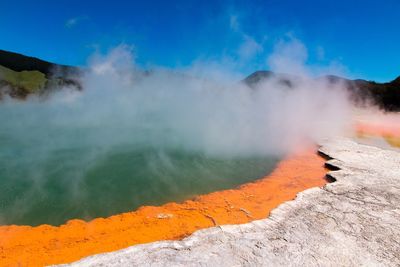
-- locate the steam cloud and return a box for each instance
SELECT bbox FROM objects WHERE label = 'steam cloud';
[0,41,353,224]
[3,45,351,155]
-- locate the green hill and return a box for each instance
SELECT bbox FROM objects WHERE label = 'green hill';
[0,49,81,99]
[0,65,47,93]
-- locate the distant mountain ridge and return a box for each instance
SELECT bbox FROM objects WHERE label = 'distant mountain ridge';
[244,70,400,111]
[0,50,79,77]
[0,50,399,111]
[0,50,81,98]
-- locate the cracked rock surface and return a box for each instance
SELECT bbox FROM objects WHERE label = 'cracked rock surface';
[61,139,400,267]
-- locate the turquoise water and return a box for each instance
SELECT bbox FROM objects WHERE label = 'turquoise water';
[0,139,278,226]
[0,97,280,226]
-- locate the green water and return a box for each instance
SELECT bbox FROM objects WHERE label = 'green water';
[0,142,278,226]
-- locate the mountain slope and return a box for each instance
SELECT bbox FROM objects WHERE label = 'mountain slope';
[244,71,400,111]
[0,50,81,98]
[0,50,77,77]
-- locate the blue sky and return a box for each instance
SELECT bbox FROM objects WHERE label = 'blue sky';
[0,0,399,81]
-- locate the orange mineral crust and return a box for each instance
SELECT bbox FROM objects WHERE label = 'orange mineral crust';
[0,150,326,267]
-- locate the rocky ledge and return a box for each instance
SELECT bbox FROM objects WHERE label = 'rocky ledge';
[61,139,400,267]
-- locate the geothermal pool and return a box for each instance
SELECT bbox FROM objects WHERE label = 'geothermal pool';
[0,137,278,226]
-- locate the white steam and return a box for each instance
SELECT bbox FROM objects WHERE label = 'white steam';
[0,42,354,225]
[268,36,348,77]
[2,44,351,158]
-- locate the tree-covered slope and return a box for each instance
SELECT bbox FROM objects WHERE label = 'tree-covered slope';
[0,50,81,99]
